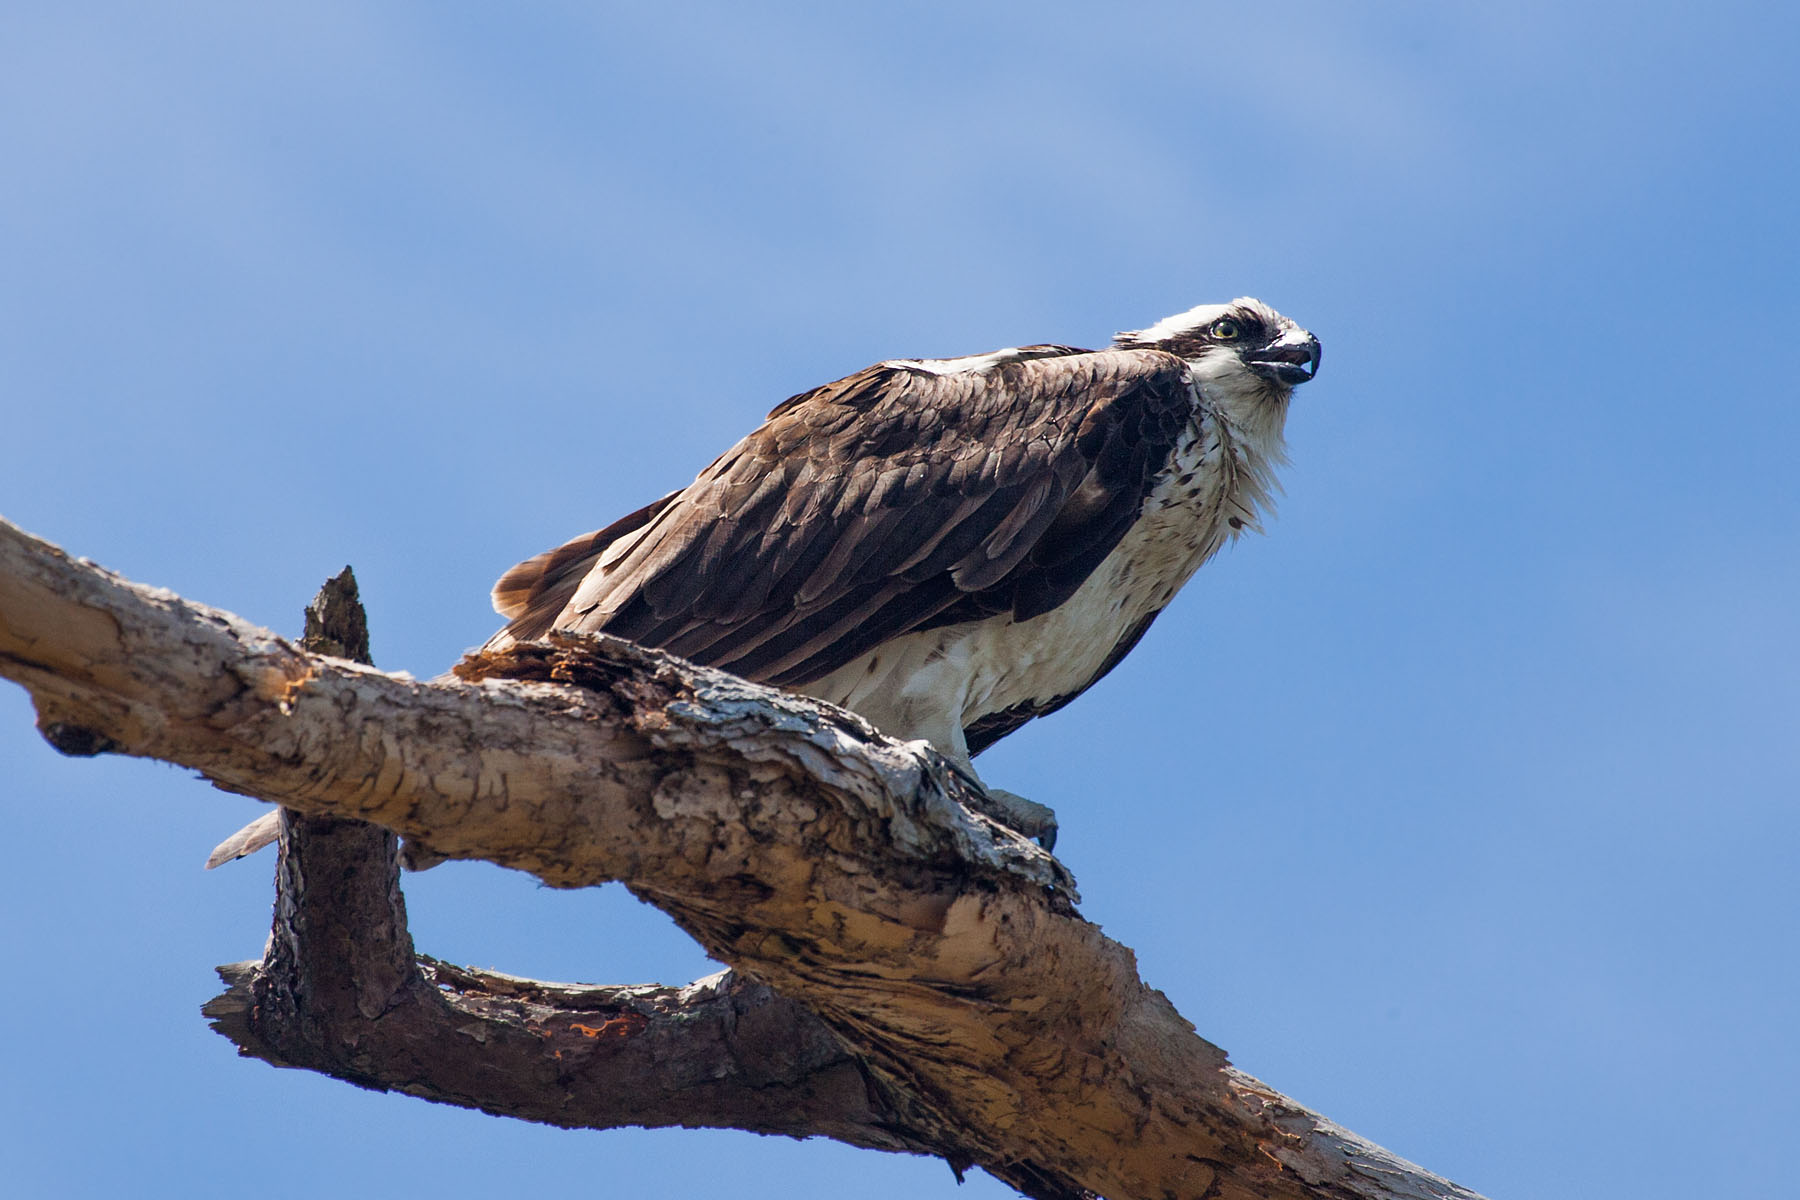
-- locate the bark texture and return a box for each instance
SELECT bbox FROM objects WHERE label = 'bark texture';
[0,516,1488,1200]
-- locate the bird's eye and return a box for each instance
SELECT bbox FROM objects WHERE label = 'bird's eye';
[1210,318,1242,340]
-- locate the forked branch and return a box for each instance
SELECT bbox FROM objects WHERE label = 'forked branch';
[0,517,1486,1200]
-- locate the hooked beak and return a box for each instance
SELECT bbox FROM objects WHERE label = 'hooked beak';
[1248,331,1322,387]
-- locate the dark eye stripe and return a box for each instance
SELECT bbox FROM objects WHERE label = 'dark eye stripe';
[1217,313,1270,344]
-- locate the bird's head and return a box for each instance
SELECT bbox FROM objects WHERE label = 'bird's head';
[1114,297,1321,408]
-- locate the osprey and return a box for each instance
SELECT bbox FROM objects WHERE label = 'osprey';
[483,298,1320,844]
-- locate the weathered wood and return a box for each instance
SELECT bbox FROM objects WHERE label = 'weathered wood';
[254,568,418,1070]
[205,956,940,1154]
[0,516,1487,1200]
[203,567,948,1171]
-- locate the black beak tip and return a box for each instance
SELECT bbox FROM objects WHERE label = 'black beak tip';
[1250,335,1321,386]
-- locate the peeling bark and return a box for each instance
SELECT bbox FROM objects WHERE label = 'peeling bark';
[0,516,1487,1200]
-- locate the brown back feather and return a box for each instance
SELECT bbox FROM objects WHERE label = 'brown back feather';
[486,347,1196,696]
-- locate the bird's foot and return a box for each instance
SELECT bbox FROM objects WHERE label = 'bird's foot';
[971,787,1059,852]
[931,753,1060,851]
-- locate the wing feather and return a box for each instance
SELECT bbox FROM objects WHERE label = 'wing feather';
[487,491,680,638]
[485,348,1197,689]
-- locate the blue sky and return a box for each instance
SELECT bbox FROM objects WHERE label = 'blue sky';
[3,3,1796,1197]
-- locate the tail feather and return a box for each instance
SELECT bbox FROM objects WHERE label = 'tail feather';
[487,491,682,646]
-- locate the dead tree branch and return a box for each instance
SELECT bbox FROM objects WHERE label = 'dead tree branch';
[0,516,1487,1200]
[201,569,934,1166]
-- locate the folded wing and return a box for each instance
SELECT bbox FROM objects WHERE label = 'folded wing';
[488,346,1196,688]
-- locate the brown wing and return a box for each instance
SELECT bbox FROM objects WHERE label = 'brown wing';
[487,346,1196,687]
[491,492,680,632]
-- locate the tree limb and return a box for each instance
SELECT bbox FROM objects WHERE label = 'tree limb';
[0,516,1488,1200]
[202,568,941,1168]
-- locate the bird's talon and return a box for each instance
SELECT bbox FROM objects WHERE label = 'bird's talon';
[979,788,1059,852]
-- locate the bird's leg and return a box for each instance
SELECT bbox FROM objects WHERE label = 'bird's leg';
[938,757,1058,851]
[979,788,1059,852]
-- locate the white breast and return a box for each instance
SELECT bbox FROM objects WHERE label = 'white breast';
[800,396,1277,767]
